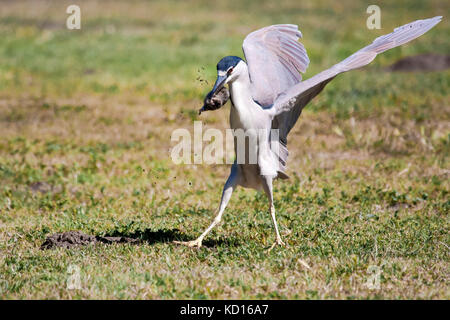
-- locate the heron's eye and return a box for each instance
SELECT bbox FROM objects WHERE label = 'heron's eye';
[227,67,234,75]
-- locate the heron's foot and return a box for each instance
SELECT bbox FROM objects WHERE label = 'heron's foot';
[173,238,203,248]
[267,238,286,252]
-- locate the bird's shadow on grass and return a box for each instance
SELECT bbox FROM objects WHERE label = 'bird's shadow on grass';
[104,228,240,248]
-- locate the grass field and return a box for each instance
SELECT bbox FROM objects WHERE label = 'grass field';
[0,0,449,299]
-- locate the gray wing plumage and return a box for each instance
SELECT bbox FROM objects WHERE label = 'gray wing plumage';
[270,16,442,176]
[242,24,310,107]
[242,24,310,177]
[273,16,443,117]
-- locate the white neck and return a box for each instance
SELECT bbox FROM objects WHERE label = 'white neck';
[228,70,256,112]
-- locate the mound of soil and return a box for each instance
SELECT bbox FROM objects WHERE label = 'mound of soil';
[386,53,450,72]
[40,230,141,250]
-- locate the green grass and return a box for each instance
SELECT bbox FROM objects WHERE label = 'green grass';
[0,0,449,299]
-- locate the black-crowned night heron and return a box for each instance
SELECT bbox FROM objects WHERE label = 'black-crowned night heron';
[175,16,442,250]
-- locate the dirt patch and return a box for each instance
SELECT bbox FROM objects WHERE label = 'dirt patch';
[40,231,141,250]
[29,181,63,194]
[386,53,450,72]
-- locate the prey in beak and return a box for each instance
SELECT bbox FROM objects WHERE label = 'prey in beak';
[198,80,230,115]
[198,56,242,114]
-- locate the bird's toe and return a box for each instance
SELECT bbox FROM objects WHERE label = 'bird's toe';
[173,239,203,248]
[267,238,286,252]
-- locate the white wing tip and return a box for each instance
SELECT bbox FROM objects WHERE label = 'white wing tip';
[418,16,442,23]
[427,15,443,25]
[418,15,443,28]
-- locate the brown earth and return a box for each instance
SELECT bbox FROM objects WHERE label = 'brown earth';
[386,53,450,72]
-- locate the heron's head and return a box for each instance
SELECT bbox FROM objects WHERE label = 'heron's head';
[215,56,246,86]
[199,56,245,114]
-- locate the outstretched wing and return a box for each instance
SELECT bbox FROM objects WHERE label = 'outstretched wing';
[271,16,442,176]
[242,24,310,106]
[273,16,442,119]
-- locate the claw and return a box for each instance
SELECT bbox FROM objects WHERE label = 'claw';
[267,238,286,252]
[173,239,203,248]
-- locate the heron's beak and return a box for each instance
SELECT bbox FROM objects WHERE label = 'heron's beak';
[199,74,227,114]
[210,74,227,96]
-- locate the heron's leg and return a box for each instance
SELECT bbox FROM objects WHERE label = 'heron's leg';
[261,176,285,251]
[174,166,237,248]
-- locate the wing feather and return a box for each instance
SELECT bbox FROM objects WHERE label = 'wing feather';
[273,16,442,116]
[242,24,310,106]
[271,16,442,173]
